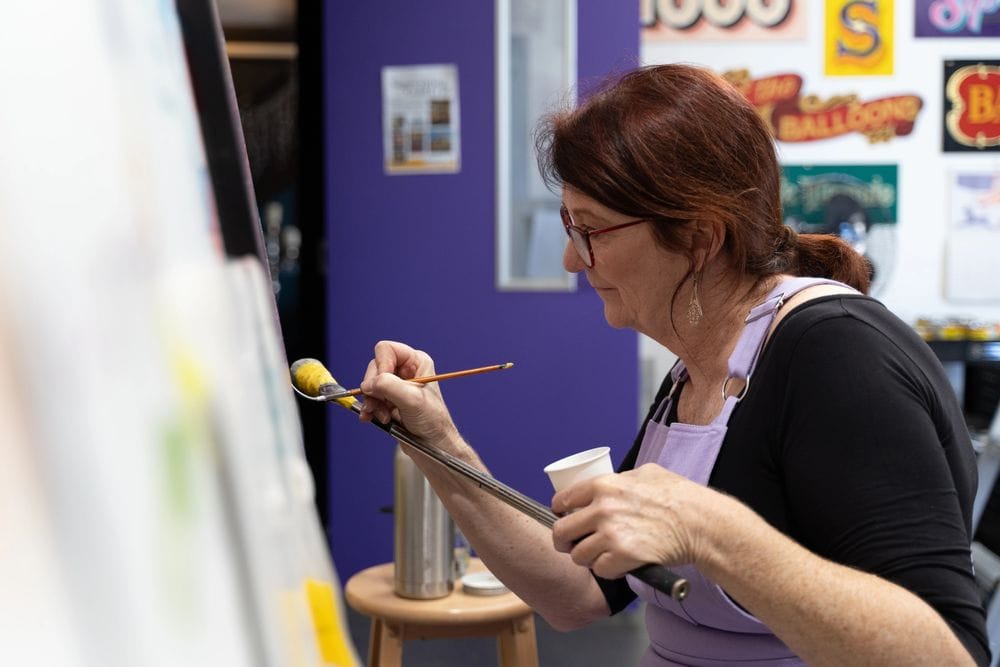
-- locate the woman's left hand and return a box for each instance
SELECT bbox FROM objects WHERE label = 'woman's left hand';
[550,463,723,579]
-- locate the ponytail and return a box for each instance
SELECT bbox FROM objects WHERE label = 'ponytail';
[791,234,872,294]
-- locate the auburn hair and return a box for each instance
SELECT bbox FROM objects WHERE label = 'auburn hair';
[536,64,871,294]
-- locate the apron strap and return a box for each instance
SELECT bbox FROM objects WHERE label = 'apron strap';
[652,359,687,422]
[726,277,855,391]
[651,277,856,425]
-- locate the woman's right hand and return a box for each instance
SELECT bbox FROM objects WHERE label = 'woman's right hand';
[357,340,461,447]
[550,463,721,579]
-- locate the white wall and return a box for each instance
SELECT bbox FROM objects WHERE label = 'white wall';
[636,2,1000,412]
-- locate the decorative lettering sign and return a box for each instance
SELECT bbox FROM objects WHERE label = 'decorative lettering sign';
[944,61,1000,151]
[916,0,1000,37]
[641,0,807,41]
[825,0,894,76]
[724,69,923,144]
[781,165,898,295]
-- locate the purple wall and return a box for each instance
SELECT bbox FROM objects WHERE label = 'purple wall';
[323,1,639,577]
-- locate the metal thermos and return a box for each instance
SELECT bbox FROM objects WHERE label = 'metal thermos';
[394,445,455,599]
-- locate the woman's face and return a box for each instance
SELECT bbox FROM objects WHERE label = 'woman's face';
[561,188,688,336]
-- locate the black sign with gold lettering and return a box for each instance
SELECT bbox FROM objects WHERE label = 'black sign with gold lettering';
[943,60,1000,152]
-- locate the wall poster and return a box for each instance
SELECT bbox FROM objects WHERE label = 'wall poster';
[381,64,461,174]
[781,164,898,295]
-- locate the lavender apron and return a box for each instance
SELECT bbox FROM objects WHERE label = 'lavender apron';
[627,278,853,666]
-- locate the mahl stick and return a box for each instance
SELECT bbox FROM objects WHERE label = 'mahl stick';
[289,358,689,601]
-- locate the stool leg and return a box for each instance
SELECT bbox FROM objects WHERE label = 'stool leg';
[370,619,403,667]
[366,619,382,667]
[497,614,537,667]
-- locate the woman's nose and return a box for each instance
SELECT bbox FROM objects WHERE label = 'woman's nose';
[563,239,585,273]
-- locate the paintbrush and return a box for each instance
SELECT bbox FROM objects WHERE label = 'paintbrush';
[291,360,513,401]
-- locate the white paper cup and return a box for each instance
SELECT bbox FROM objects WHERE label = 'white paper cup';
[543,446,613,492]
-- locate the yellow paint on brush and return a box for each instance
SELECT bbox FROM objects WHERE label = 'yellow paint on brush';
[291,358,358,408]
[292,359,335,396]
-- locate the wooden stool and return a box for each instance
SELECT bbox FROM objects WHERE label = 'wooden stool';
[345,558,538,667]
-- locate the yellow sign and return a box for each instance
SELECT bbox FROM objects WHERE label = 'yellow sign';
[824,0,893,76]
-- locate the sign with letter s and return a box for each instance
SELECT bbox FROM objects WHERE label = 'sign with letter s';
[825,0,894,76]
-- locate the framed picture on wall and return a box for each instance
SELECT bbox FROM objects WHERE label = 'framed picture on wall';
[381,64,462,174]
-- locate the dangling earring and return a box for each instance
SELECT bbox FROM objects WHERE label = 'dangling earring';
[687,273,703,326]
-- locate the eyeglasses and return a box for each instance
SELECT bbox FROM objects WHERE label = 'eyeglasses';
[560,205,650,267]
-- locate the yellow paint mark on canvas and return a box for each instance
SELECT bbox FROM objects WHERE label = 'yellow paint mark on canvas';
[306,578,358,666]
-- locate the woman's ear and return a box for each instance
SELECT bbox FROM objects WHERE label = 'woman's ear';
[689,219,726,272]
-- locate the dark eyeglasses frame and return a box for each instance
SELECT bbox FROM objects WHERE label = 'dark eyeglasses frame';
[560,205,651,267]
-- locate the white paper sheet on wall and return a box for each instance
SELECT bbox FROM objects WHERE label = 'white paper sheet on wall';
[945,171,1000,303]
[945,228,1000,302]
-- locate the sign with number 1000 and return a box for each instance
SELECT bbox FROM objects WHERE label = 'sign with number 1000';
[641,0,794,30]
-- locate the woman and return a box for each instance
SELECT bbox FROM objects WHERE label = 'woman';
[357,64,989,665]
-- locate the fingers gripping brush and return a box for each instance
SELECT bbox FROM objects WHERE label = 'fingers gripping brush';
[289,358,689,601]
